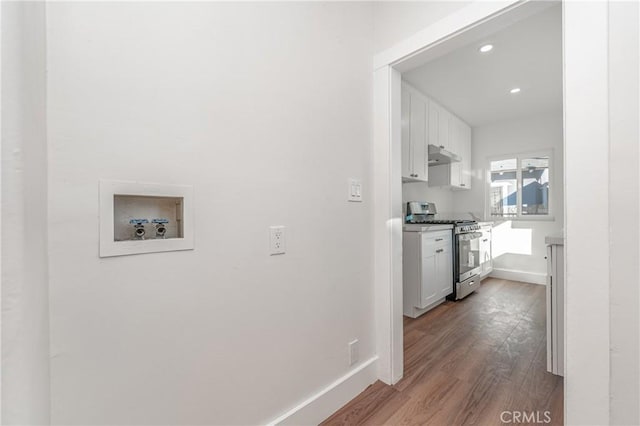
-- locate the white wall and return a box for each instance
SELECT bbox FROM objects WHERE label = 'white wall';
[564,2,611,422]
[373,1,472,53]
[608,1,639,423]
[46,2,375,424]
[453,112,563,281]
[1,1,50,424]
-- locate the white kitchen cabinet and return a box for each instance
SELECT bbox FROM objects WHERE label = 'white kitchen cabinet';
[404,83,472,190]
[436,242,453,297]
[461,124,472,188]
[449,117,465,187]
[428,115,471,190]
[401,83,428,182]
[479,224,493,278]
[420,250,438,307]
[428,99,439,150]
[428,100,453,153]
[546,234,564,377]
[403,229,453,318]
[438,106,452,152]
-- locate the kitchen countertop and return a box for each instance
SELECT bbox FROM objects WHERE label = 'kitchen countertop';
[403,224,453,232]
[545,231,565,245]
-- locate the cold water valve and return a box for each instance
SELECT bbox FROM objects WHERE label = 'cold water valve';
[152,218,169,239]
[129,218,149,240]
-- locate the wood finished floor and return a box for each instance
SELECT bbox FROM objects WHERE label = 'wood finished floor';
[321,278,563,426]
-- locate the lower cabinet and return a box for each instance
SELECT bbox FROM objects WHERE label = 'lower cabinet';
[479,224,493,278]
[403,230,453,318]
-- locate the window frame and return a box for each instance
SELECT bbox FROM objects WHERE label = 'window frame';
[485,149,554,221]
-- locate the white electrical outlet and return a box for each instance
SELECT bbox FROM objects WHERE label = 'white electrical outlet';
[348,339,359,366]
[348,178,363,202]
[269,226,286,255]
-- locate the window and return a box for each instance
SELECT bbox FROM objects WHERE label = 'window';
[488,152,552,219]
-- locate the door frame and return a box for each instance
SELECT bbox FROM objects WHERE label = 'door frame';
[372,1,611,424]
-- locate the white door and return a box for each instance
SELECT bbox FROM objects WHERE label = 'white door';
[438,107,450,151]
[410,94,427,181]
[436,245,453,297]
[420,252,438,308]
[479,229,492,274]
[461,123,472,189]
[401,86,412,179]
[428,100,439,148]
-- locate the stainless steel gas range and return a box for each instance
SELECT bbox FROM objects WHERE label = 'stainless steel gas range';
[406,201,482,300]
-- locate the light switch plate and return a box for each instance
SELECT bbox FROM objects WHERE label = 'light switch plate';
[348,178,363,202]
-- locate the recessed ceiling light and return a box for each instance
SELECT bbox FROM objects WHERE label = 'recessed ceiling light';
[510,87,521,94]
[479,44,493,53]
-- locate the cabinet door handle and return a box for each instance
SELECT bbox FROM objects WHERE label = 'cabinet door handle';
[482,239,488,242]
[436,248,444,253]
[435,238,444,241]
[460,183,466,187]
[468,281,475,287]
[439,145,444,149]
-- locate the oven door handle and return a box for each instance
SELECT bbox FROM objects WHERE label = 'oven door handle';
[457,232,483,241]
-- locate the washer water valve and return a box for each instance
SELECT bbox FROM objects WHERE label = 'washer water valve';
[129,219,149,240]
[152,218,169,239]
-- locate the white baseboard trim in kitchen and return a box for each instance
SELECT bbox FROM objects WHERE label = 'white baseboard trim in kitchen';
[267,355,378,425]
[489,268,547,285]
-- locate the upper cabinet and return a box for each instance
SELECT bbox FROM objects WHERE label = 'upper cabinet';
[428,100,457,154]
[461,122,472,188]
[401,83,428,182]
[402,82,472,189]
[428,104,472,190]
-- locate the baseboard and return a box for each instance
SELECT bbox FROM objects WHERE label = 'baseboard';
[267,356,378,425]
[404,297,446,318]
[489,268,547,285]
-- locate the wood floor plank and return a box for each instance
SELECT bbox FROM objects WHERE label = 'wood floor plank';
[358,390,412,426]
[321,381,401,426]
[320,278,563,426]
[384,371,464,426]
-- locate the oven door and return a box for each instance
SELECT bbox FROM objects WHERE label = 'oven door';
[456,231,482,282]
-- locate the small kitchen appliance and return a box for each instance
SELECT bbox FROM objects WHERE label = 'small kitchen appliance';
[405,201,482,300]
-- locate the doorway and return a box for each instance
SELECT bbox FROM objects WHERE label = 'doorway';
[373,1,613,424]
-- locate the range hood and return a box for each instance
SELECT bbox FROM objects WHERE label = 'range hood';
[428,144,461,166]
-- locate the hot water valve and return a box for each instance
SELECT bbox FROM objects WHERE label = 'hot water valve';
[129,219,149,240]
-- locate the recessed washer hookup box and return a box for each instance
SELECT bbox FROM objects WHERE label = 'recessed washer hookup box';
[99,180,194,257]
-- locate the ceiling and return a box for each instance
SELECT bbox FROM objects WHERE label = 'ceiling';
[402,4,562,127]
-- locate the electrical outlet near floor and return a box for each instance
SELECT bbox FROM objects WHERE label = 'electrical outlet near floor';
[269,226,286,255]
[348,339,359,366]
